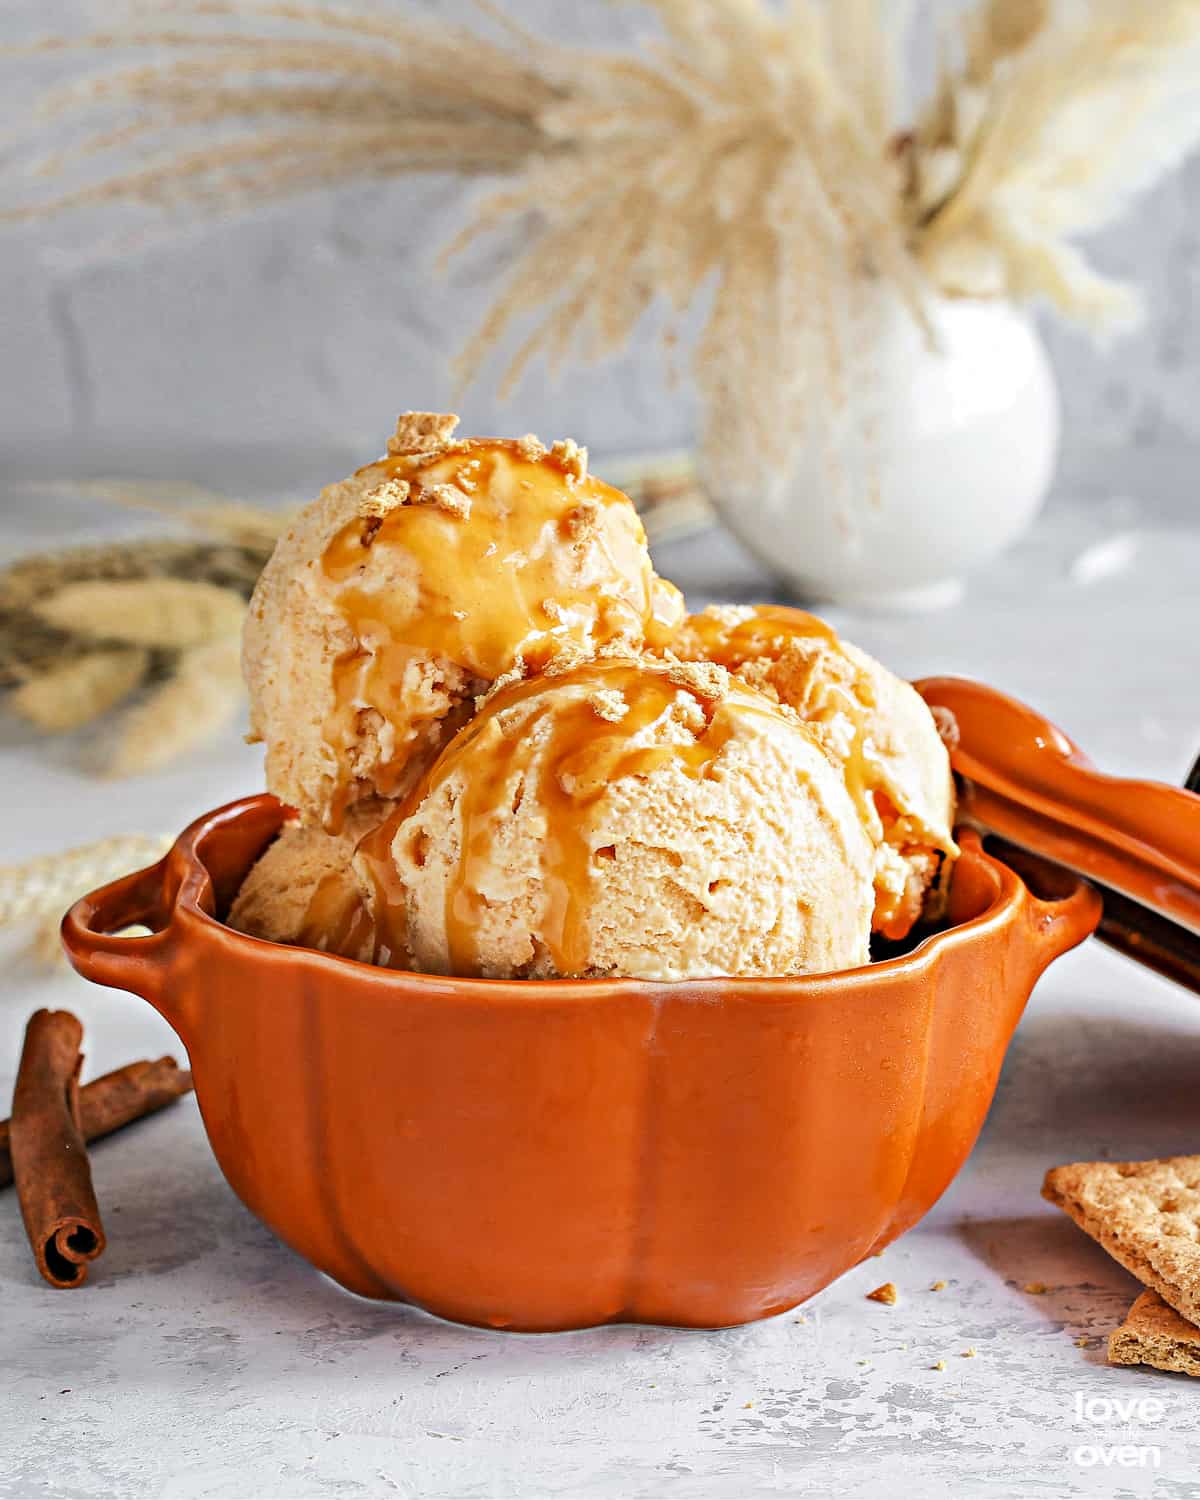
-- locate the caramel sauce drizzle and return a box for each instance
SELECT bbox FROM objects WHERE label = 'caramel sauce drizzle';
[296,870,375,961]
[357,661,747,977]
[351,814,412,969]
[319,440,680,827]
[679,606,879,826]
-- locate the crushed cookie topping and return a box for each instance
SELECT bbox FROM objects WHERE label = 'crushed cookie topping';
[549,438,588,481]
[412,482,472,520]
[665,657,728,700]
[387,410,459,457]
[674,693,707,735]
[588,688,629,723]
[359,477,411,520]
[563,500,603,543]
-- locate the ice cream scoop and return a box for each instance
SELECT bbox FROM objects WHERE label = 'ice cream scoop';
[667,605,957,939]
[227,801,385,963]
[243,412,683,830]
[353,656,875,981]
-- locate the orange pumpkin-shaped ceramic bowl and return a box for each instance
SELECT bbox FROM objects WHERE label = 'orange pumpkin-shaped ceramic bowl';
[61,787,1099,1331]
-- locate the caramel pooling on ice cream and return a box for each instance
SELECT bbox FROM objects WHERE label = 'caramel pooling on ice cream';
[355,657,875,982]
[360,661,741,977]
[243,414,682,831]
[237,414,957,981]
[667,605,958,940]
[318,428,680,824]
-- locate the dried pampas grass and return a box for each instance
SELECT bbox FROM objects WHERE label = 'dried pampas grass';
[909,0,1200,327]
[4,1,1200,485]
[0,0,924,495]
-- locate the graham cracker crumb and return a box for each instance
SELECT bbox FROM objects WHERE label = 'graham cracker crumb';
[516,433,547,462]
[413,482,471,520]
[665,658,729,701]
[1024,1282,1049,1295]
[387,411,459,456]
[539,645,592,680]
[550,438,588,481]
[962,1348,976,1359]
[932,1360,946,1371]
[867,1283,898,1306]
[360,477,410,520]
[482,665,528,706]
[588,688,629,724]
[563,500,603,544]
[673,692,707,736]
[930,1281,947,1292]
[1074,1337,1090,1347]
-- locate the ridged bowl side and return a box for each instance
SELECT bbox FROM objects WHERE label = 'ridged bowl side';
[63,795,1100,1331]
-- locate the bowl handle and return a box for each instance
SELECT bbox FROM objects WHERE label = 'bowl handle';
[60,857,174,1006]
[1018,863,1103,982]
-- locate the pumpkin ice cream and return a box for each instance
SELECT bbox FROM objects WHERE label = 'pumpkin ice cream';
[351,656,875,981]
[227,801,385,963]
[243,412,683,830]
[666,605,957,939]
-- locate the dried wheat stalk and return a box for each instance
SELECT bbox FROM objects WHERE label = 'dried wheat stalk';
[0,485,273,769]
[35,577,247,649]
[8,648,151,732]
[0,833,170,926]
[0,832,173,967]
[108,634,245,775]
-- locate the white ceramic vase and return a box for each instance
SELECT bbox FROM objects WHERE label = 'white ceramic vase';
[706,294,1061,611]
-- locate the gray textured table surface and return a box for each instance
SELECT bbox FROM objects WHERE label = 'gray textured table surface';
[2,463,1199,1500]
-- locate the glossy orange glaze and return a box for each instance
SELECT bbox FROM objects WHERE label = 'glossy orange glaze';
[61,793,1100,1331]
[917,676,1200,939]
[319,440,681,823]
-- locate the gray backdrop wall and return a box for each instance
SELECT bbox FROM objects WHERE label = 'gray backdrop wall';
[3,1,1198,498]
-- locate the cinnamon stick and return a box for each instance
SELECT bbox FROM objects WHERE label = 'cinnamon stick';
[1,1054,193,1191]
[9,1010,106,1288]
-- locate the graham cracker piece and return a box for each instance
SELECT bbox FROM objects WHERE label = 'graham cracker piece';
[1043,1155,1200,1325]
[359,477,411,520]
[412,482,471,520]
[1109,1289,1200,1377]
[549,437,588,481]
[387,411,459,456]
